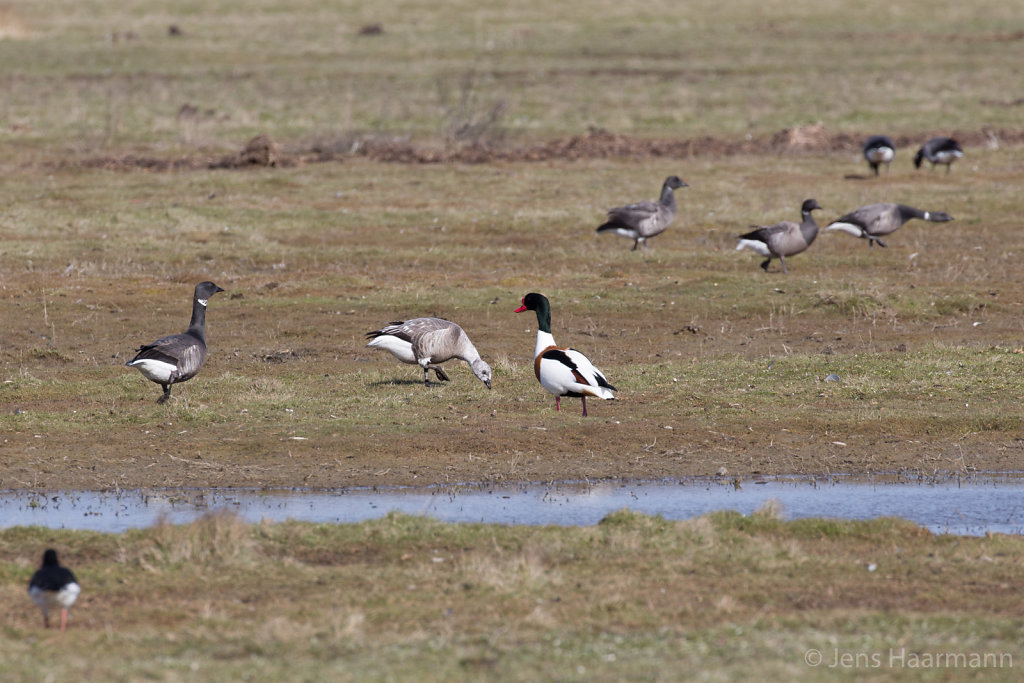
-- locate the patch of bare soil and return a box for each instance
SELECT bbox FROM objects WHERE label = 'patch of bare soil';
[47,125,1024,172]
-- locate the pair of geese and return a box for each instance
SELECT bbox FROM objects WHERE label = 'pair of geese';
[864,135,964,176]
[124,283,610,417]
[597,173,953,274]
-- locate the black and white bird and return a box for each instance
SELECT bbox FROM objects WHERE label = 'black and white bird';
[736,199,823,273]
[596,175,688,250]
[825,203,954,247]
[366,318,492,388]
[28,549,80,632]
[126,281,225,403]
[862,135,896,176]
[913,137,963,173]
[514,293,616,417]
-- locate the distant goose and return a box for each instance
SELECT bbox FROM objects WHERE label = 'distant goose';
[29,549,80,632]
[736,199,823,273]
[825,203,954,248]
[514,293,616,416]
[596,175,688,250]
[863,135,895,175]
[126,281,225,403]
[366,318,492,388]
[913,137,963,173]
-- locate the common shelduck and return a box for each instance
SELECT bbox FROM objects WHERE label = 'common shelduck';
[596,175,688,250]
[514,293,616,416]
[28,549,80,632]
[366,318,492,388]
[736,199,823,273]
[825,203,954,248]
[126,281,225,403]
[862,135,895,176]
[913,137,963,173]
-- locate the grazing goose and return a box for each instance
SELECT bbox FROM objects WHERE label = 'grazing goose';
[862,135,895,175]
[126,281,225,403]
[514,292,616,416]
[596,175,688,250]
[366,318,492,388]
[28,549,80,632]
[736,199,823,273]
[825,203,954,247]
[913,137,963,173]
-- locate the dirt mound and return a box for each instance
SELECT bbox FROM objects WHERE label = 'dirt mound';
[49,126,1024,172]
[211,134,280,168]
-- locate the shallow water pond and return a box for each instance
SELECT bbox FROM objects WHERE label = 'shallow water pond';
[4,474,1023,536]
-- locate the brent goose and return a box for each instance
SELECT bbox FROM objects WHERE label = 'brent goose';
[596,175,688,250]
[863,135,895,175]
[825,203,954,247]
[126,281,225,403]
[514,293,616,416]
[366,318,492,388]
[913,137,963,173]
[28,549,80,632]
[736,199,823,273]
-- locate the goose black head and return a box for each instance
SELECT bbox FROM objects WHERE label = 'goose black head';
[801,199,823,213]
[194,281,225,306]
[664,175,688,190]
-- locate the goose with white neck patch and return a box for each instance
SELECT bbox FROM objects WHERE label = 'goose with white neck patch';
[825,203,954,248]
[126,281,225,403]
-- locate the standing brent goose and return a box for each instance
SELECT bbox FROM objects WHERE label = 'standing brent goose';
[29,549,80,632]
[736,199,823,273]
[914,137,963,173]
[825,203,954,247]
[596,175,688,250]
[366,318,492,388]
[515,293,616,417]
[126,281,225,403]
[863,135,896,175]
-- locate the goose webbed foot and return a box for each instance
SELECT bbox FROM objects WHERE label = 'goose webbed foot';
[157,385,172,404]
[431,366,450,382]
[760,258,771,271]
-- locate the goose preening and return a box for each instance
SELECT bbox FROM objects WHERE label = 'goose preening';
[863,135,895,175]
[596,175,688,250]
[366,318,492,388]
[28,549,80,632]
[825,203,954,248]
[736,199,823,273]
[514,293,616,416]
[913,137,963,173]
[126,281,225,403]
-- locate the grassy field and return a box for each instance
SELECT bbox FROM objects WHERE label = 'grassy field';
[3,511,1024,680]
[3,0,1024,679]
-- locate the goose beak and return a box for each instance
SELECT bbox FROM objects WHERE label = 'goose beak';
[514,304,527,313]
[485,380,492,390]
[215,286,225,293]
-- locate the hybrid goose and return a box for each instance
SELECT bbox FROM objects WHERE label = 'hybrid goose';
[736,199,823,273]
[596,175,688,250]
[366,318,492,388]
[825,203,954,247]
[126,281,225,403]
[514,292,616,416]
[914,137,963,173]
[29,549,80,632]
[862,135,895,176]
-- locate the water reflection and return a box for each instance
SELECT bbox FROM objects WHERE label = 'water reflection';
[2,474,1023,536]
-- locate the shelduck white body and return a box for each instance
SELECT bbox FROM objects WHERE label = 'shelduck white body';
[515,293,616,416]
